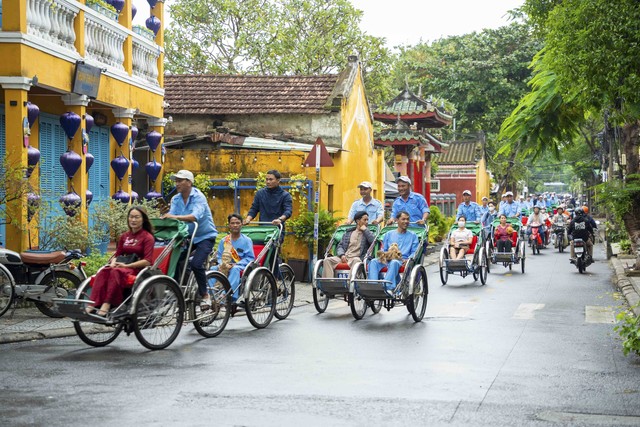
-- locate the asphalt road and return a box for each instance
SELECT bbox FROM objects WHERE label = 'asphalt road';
[1,242,639,427]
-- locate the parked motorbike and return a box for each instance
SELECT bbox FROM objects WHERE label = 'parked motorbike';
[571,238,592,274]
[0,247,86,318]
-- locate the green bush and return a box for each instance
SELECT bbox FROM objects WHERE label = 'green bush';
[615,305,640,357]
[427,205,455,243]
[288,206,344,250]
[82,252,113,277]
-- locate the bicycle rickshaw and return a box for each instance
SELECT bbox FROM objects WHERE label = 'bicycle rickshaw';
[54,218,233,350]
[311,223,380,315]
[439,222,488,286]
[348,224,429,322]
[206,222,295,329]
[485,217,526,273]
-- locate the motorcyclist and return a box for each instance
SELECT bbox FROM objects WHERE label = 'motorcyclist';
[526,206,547,246]
[550,206,569,248]
[581,205,598,243]
[568,208,594,263]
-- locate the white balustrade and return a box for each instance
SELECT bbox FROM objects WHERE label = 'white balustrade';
[84,11,126,71]
[26,0,78,53]
[132,37,160,85]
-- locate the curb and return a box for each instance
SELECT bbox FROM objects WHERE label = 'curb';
[0,328,77,344]
[610,256,640,317]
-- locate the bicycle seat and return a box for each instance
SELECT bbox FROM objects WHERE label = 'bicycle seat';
[20,251,66,265]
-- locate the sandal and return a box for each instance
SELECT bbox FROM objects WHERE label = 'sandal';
[200,297,211,311]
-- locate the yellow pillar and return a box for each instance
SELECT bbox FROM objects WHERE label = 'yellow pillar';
[155,0,165,87]
[62,94,90,226]
[1,79,31,251]
[27,104,41,249]
[3,0,27,33]
[112,108,135,198]
[120,0,133,75]
[74,1,86,56]
[147,117,167,193]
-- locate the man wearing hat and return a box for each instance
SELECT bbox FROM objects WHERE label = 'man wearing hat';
[346,181,384,226]
[498,191,520,218]
[479,196,490,217]
[387,176,430,225]
[456,190,482,223]
[163,169,218,311]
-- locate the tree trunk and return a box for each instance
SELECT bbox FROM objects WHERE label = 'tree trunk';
[621,121,640,270]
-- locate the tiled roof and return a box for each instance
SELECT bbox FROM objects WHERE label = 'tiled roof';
[164,74,341,115]
[375,129,447,152]
[437,140,483,165]
[373,87,453,126]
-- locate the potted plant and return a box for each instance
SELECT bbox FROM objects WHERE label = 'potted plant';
[132,24,155,41]
[287,173,309,206]
[288,206,344,256]
[86,0,118,21]
[224,172,241,190]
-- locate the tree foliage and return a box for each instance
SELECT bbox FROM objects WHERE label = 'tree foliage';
[165,0,395,103]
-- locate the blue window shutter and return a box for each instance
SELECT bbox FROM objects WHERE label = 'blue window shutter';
[0,106,5,243]
[88,126,111,229]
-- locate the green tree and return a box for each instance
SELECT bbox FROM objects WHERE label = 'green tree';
[165,0,395,104]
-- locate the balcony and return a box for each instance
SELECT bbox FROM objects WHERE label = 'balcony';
[0,0,162,93]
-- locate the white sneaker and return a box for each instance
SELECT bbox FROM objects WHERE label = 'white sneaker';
[200,295,211,311]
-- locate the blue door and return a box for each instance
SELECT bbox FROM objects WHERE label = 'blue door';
[0,106,5,244]
[88,125,111,232]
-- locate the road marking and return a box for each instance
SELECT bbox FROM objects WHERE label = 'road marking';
[513,303,545,320]
[537,411,640,425]
[585,306,616,324]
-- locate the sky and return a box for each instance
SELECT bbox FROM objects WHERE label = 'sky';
[131,0,525,48]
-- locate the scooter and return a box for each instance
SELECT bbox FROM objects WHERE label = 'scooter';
[0,246,86,318]
[553,225,566,253]
[529,224,544,255]
[571,238,592,274]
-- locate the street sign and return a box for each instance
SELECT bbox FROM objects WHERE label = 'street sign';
[304,137,333,167]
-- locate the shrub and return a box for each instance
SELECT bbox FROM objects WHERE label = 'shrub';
[288,207,344,251]
[615,305,640,357]
[82,252,113,277]
[427,205,455,243]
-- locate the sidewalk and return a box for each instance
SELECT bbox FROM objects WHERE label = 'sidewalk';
[0,244,443,345]
[610,255,640,316]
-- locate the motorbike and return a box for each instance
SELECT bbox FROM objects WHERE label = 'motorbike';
[0,247,86,318]
[571,238,592,273]
[529,224,544,255]
[552,225,566,253]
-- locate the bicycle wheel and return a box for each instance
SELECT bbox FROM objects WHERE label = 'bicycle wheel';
[349,264,367,320]
[194,271,232,338]
[479,248,488,286]
[35,271,82,318]
[0,266,15,318]
[73,279,123,347]
[313,287,329,313]
[439,247,449,285]
[369,300,383,314]
[245,268,277,329]
[274,263,295,320]
[132,277,184,350]
[407,266,428,322]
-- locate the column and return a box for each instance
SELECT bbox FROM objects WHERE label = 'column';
[1,77,31,251]
[3,0,27,33]
[62,94,90,226]
[147,117,166,193]
[120,0,133,74]
[112,108,135,198]
[74,0,86,56]
[155,1,165,87]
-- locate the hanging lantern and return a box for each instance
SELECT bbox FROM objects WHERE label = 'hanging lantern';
[86,190,93,207]
[60,111,81,140]
[145,191,163,200]
[110,122,129,147]
[111,155,130,180]
[146,131,162,152]
[146,15,161,36]
[85,152,95,174]
[161,144,166,163]
[60,150,82,179]
[112,190,131,204]
[131,190,139,201]
[60,192,82,217]
[131,2,137,19]
[85,113,94,133]
[145,160,162,182]
[131,158,139,171]
[130,125,139,142]
[27,193,40,222]
[147,0,159,9]
[110,0,125,13]
[27,102,40,129]
[26,146,41,177]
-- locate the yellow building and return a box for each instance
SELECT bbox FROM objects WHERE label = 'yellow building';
[163,56,385,261]
[0,0,165,251]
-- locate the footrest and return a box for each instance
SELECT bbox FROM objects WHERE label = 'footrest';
[445,259,469,271]
[316,279,350,296]
[354,280,393,299]
[495,253,514,262]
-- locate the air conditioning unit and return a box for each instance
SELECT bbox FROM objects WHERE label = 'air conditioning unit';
[430,180,440,192]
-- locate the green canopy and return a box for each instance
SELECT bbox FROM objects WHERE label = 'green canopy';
[150,218,190,277]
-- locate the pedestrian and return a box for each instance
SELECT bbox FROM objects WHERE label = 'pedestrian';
[346,181,384,226]
[162,169,218,311]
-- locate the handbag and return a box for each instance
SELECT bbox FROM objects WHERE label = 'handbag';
[115,253,139,264]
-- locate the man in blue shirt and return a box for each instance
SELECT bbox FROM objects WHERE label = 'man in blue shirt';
[368,211,419,292]
[163,169,218,310]
[479,196,489,217]
[210,213,255,303]
[244,169,293,227]
[347,181,384,225]
[456,190,482,223]
[499,191,520,218]
[388,176,430,225]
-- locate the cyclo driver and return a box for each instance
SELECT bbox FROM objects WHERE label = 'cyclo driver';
[568,208,594,263]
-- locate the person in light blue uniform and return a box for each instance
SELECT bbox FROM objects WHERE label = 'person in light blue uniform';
[347,181,384,225]
[388,176,430,225]
[479,196,489,217]
[498,191,520,218]
[456,190,482,223]
[163,169,218,310]
[368,211,419,292]
[209,214,255,303]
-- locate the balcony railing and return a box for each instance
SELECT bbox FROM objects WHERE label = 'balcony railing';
[17,0,162,88]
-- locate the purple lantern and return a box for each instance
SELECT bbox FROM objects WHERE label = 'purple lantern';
[111,155,130,180]
[147,0,159,8]
[131,158,139,171]
[60,150,83,179]
[60,111,81,140]
[131,2,137,19]
[145,191,163,200]
[110,0,124,13]
[146,131,162,152]
[27,193,40,222]
[60,192,82,217]
[26,145,41,177]
[111,122,129,147]
[85,113,94,133]
[86,190,93,207]
[85,152,95,173]
[130,125,139,142]
[27,102,40,129]
[131,191,139,201]
[145,160,162,182]
[146,15,161,36]
[112,190,131,204]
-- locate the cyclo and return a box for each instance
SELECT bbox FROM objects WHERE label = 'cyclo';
[485,217,526,273]
[439,222,488,286]
[311,223,380,315]
[206,222,295,329]
[54,218,233,350]
[347,223,429,322]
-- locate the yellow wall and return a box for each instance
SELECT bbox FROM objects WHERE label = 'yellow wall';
[475,156,492,200]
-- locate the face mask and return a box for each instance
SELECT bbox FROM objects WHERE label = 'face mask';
[458,221,465,228]
[489,206,495,212]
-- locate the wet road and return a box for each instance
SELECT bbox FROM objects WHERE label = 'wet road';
[2,243,640,426]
